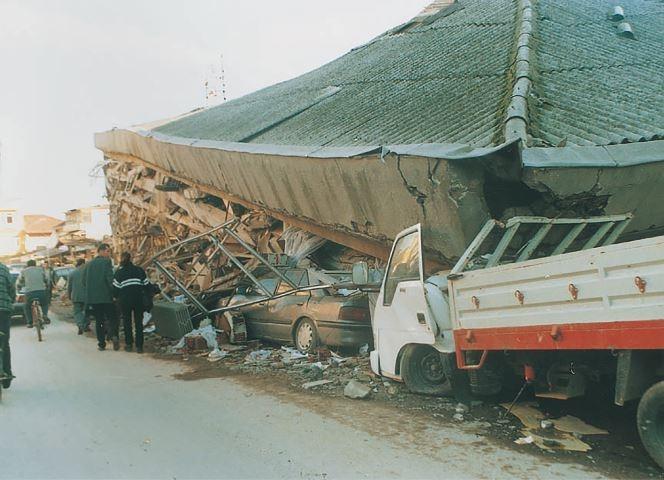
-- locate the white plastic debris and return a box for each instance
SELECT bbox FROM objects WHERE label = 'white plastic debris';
[329,351,350,366]
[515,436,534,445]
[310,361,329,371]
[455,403,470,414]
[280,346,308,361]
[540,420,554,430]
[142,311,152,327]
[173,325,219,350]
[359,343,369,356]
[199,318,212,328]
[245,349,272,363]
[208,348,228,362]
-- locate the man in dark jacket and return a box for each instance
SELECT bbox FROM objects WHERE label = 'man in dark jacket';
[113,252,149,353]
[0,261,16,388]
[83,243,119,351]
[67,258,89,335]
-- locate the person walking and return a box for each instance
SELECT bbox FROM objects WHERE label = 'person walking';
[16,259,49,328]
[83,244,119,351]
[113,252,149,353]
[67,258,89,335]
[0,261,16,389]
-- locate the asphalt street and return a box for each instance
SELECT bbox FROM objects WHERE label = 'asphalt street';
[0,314,606,479]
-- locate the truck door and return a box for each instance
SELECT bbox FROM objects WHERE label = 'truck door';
[372,224,436,378]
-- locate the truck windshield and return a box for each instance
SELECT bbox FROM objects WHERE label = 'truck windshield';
[383,231,421,305]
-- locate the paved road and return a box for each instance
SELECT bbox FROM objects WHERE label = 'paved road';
[0,314,606,479]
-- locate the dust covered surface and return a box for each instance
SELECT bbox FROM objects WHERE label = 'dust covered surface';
[147,339,660,478]
[52,299,662,478]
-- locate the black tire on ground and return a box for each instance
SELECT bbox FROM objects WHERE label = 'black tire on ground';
[293,318,319,354]
[638,381,664,470]
[400,345,451,396]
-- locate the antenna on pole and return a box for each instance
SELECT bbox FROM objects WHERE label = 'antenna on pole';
[219,54,227,102]
[204,53,228,107]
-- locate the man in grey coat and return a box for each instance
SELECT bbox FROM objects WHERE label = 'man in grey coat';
[67,258,89,335]
[17,259,49,327]
[83,244,119,351]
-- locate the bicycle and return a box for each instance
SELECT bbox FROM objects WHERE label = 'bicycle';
[31,299,45,342]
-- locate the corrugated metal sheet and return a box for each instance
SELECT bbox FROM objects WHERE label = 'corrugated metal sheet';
[530,0,664,146]
[153,0,663,151]
[155,0,517,148]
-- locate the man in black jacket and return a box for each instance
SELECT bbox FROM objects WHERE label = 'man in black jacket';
[83,243,119,351]
[113,252,149,353]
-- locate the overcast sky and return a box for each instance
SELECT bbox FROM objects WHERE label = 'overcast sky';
[0,0,430,218]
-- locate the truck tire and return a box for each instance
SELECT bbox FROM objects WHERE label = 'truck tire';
[401,345,451,396]
[638,381,664,469]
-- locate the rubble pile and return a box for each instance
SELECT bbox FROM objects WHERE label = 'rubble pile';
[105,160,287,295]
[145,327,407,399]
[104,159,380,306]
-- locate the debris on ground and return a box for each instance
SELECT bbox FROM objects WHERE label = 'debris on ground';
[49,295,663,480]
[502,402,608,452]
[515,435,534,445]
[303,380,334,390]
[344,380,372,399]
[455,403,470,414]
[553,415,609,435]
[173,325,219,351]
[207,348,228,362]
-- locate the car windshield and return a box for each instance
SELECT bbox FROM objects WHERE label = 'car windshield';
[246,277,279,296]
[276,269,309,294]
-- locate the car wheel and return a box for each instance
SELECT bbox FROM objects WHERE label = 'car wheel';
[401,345,451,396]
[294,318,319,354]
[638,381,664,469]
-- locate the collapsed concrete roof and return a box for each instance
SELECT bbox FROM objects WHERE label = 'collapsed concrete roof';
[96,0,664,264]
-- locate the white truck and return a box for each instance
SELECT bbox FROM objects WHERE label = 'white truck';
[355,214,664,468]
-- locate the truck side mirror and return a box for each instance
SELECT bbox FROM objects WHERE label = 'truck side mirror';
[352,261,369,285]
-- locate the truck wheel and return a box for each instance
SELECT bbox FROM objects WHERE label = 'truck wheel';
[401,345,451,396]
[638,381,664,469]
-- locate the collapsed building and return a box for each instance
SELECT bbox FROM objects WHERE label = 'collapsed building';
[97,0,664,283]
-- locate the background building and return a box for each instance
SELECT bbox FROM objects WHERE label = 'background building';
[62,205,111,241]
[0,208,21,257]
[22,214,63,253]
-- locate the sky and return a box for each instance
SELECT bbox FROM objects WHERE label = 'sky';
[0,0,430,218]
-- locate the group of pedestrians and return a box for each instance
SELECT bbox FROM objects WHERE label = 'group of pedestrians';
[70,243,151,353]
[0,243,153,389]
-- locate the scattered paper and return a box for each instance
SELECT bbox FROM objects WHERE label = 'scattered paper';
[527,433,591,452]
[501,403,543,430]
[553,415,608,435]
[502,403,598,453]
